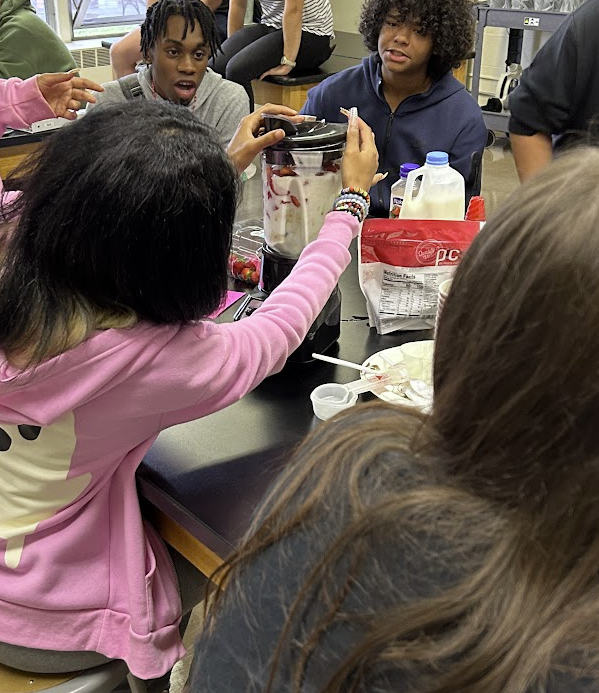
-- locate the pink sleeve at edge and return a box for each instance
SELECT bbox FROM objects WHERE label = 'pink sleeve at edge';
[0,77,55,201]
[0,77,55,136]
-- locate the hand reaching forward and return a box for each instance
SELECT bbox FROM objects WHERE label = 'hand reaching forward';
[259,64,293,81]
[226,103,304,174]
[36,71,104,121]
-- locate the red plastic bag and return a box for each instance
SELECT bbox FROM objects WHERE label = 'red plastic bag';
[359,219,480,334]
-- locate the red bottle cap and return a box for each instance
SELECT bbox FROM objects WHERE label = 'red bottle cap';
[466,196,486,222]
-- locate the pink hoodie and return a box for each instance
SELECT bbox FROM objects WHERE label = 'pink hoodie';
[0,118,358,678]
[0,76,54,203]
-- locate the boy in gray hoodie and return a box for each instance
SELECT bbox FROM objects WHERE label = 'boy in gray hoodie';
[88,0,249,146]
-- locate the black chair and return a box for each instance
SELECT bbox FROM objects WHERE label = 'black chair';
[467,149,483,198]
[253,54,359,110]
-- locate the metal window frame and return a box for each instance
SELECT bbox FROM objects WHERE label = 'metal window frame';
[42,0,58,31]
[69,0,144,30]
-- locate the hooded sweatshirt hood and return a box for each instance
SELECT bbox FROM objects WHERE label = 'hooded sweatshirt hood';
[0,0,33,19]
[301,54,487,216]
[0,0,75,79]
[86,65,249,146]
[362,54,466,113]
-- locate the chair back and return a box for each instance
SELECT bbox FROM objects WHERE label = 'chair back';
[0,660,129,693]
[467,149,483,198]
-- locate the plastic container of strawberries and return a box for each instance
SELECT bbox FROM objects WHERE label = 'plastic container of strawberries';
[229,219,264,285]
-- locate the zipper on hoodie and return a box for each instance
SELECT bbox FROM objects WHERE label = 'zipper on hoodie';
[378,108,397,213]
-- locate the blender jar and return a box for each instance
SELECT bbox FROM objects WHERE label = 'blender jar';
[262,120,347,259]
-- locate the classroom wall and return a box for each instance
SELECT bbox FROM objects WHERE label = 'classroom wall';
[330,0,361,32]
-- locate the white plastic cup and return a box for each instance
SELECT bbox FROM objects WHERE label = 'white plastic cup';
[399,340,435,385]
[435,278,453,336]
[310,383,358,421]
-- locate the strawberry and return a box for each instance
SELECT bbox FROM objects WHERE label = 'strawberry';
[241,267,254,282]
[323,161,340,173]
[266,166,277,194]
[276,166,297,176]
[390,205,401,219]
[244,260,257,271]
[250,270,260,285]
[466,196,486,222]
[232,259,245,276]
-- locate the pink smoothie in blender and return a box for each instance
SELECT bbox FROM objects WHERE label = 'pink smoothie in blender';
[234,117,348,364]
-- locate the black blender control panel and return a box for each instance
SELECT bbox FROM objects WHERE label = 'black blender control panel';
[233,294,266,321]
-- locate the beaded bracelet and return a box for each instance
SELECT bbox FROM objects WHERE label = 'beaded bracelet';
[334,193,369,217]
[340,186,371,206]
[335,191,369,210]
[333,195,369,223]
[334,199,367,215]
[340,193,369,208]
[334,203,363,221]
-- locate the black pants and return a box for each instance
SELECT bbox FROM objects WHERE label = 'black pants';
[214,1,261,44]
[211,24,332,109]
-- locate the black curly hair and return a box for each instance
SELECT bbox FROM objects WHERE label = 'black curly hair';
[140,0,220,61]
[358,0,475,80]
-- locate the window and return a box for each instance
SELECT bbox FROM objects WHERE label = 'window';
[39,0,142,40]
[32,0,49,22]
[71,0,143,37]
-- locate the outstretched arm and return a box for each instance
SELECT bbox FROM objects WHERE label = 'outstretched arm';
[228,0,248,36]
[110,28,143,80]
[36,71,103,119]
[510,132,553,183]
[260,0,304,80]
[109,0,160,79]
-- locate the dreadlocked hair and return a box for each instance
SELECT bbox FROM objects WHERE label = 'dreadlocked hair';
[359,0,474,80]
[140,0,221,61]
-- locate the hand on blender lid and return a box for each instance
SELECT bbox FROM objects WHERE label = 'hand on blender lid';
[262,113,323,136]
[226,104,306,174]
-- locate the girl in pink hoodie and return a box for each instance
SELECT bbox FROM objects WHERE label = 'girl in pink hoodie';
[0,98,378,682]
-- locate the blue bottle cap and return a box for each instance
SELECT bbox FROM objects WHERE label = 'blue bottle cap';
[425,151,449,166]
[399,162,420,178]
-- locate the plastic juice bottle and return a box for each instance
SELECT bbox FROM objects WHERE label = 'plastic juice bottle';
[400,151,465,220]
[389,162,420,218]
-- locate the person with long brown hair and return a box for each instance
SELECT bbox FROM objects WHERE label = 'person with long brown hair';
[187,147,599,693]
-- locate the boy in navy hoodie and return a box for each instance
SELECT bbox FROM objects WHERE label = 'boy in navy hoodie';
[301,0,486,217]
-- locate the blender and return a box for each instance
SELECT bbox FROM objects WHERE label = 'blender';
[234,115,347,363]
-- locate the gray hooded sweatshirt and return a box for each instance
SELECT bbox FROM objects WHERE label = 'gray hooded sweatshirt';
[87,65,249,147]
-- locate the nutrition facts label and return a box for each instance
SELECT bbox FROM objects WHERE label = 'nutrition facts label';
[379,269,441,319]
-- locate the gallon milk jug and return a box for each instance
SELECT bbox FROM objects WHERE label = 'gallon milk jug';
[400,151,465,220]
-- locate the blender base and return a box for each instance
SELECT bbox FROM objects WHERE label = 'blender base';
[233,286,342,364]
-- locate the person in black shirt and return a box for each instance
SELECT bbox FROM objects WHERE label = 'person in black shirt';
[508,0,599,181]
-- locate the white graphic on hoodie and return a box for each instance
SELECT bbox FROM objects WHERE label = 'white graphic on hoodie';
[0,411,91,569]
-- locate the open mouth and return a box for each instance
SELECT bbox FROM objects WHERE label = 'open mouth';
[173,81,197,101]
[385,49,410,63]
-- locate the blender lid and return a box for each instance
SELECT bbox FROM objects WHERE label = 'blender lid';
[263,114,347,150]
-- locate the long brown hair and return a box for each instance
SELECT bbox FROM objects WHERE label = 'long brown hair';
[206,149,599,692]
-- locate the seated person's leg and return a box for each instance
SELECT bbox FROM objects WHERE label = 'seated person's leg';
[214,11,228,44]
[223,28,331,109]
[294,30,332,70]
[110,27,143,79]
[210,23,270,107]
